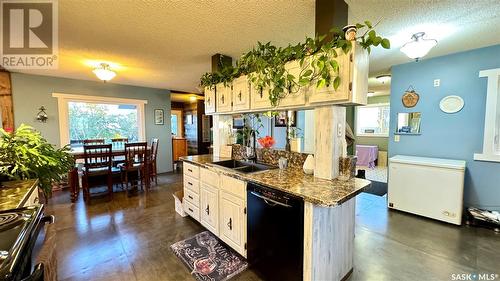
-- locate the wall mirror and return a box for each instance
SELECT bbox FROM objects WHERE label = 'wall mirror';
[396,112,421,134]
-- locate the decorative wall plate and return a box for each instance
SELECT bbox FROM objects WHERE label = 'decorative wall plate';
[440,95,464,113]
[402,88,420,108]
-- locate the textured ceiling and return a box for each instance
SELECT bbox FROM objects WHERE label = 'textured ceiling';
[13,0,500,94]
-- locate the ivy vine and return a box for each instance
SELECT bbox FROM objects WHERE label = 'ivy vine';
[200,21,390,107]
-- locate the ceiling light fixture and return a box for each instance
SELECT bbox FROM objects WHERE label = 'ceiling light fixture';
[189,96,197,102]
[367,92,375,97]
[93,63,116,82]
[400,32,437,61]
[376,74,391,84]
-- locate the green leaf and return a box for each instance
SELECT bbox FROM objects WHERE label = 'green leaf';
[303,69,313,77]
[299,78,310,86]
[316,79,326,88]
[381,38,391,49]
[333,76,341,90]
[368,30,376,39]
[355,23,365,29]
[364,20,373,28]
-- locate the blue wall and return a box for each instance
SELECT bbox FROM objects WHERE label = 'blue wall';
[389,44,500,211]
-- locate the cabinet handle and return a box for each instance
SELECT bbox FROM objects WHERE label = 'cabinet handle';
[238,91,242,101]
[188,208,193,212]
[188,182,193,186]
[259,89,263,98]
[205,205,210,215]
[207,97,211,105]
[188,195,193,200]
[34,197,39,204]
[221,95,225,104]
[188,169,193,172]
[227,218,232,230]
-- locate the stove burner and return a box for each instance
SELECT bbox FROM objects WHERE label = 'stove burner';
[0,213,21,227]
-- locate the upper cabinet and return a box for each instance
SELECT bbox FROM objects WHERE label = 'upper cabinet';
[250,84,272,110]
[308,44,368,105]
[216,83,232,113]
[232,76,251,112]
[205,43,368,114]
[204,86,216,114]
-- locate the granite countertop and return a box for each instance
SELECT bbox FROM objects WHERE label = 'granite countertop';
[181,155,371,207]
[0,179,39,211]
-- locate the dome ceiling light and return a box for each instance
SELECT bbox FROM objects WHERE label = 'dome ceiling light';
[400,32,437,61]
[93,63,116,82]
[376,74,391,84]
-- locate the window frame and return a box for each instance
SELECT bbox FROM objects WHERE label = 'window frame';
[52,93,147,147]
[474,68,500,163]
[355,102,390,138]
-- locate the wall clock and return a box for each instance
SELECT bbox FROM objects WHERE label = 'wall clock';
[440,95,464,113]
[402,86,420,108]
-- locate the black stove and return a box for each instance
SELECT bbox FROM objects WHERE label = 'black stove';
[0,205,53,281]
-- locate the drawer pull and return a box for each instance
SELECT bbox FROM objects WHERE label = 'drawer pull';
[188,169,193,172]
[188,195,193,200]
[188,208,193,212]
[227,218,232,230]
[205,205,210,215]
[188,182,193,186]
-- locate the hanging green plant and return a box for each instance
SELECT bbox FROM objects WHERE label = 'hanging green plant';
[200,21,390,107]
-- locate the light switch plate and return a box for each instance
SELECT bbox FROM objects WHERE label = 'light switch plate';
[394,135,400,142]
[434,79,440,87]
[337,123,343,137]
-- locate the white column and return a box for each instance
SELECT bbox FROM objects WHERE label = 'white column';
[314,105,346,180]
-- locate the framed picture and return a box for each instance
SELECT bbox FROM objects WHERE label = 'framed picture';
[154,109,164,125]
[274,111,296,127]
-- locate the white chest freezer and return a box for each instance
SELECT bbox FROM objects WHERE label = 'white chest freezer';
[388,155,466,225]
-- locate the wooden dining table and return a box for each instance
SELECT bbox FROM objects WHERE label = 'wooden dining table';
[68,145,151,202]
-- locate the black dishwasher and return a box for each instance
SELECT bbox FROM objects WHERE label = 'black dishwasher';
[247,182,304,281]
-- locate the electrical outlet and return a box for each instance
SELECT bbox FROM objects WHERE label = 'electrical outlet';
[337,123,343,137]
[394,135,400,142]
[434,79,440,87]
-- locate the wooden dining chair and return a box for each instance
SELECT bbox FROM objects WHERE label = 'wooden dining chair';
[82,144,118,203]
[111,138,129,166]
[83,139,105,145]
[149,138,159,185]
[121,142,149,194]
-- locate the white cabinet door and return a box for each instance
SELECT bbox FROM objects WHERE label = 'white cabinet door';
[308,48,351,104]
[250,83,272,110]
[279,61,307,107]
[216,83,232,113]
[200,183,219,235]
[232,76,251,112]
[204,86,216,114]
[219,192,246,257]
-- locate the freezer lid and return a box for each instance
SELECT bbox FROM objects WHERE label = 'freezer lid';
[389,155,466,170]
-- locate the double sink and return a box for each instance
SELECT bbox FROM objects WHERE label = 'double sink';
[211,160,275,174]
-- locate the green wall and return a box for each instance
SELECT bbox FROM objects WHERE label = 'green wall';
[10,73,173,173]
[348,95,390,152]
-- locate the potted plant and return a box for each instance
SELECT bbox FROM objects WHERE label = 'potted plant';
[0,124,74,197]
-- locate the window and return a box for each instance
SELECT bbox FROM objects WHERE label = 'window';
[171,114,178,135]
[355,103,390,137]
[474,68,500,162]
[68,102,139,145]
[171,109,183,137]
[53,93,146,147]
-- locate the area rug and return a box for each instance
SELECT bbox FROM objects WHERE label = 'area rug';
[170,231,248,281]
[363,180,388,196]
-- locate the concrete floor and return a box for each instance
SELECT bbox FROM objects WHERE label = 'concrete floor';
[46,173,500,281]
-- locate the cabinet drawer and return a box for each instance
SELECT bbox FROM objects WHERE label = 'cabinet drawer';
[184,175,200,193]
[200,168,219,187]
[184,162,199,178]
[184,187,200,207]
[184,200,200,221]
[220,175,246,199]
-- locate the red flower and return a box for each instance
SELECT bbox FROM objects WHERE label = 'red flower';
[257,136,275,148]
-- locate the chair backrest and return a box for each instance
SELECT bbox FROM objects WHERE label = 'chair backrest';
[124,142,148,168]
[83,144,112,170]
[111,138,129,143]
[83,139,105,145]
[150,138,159,161]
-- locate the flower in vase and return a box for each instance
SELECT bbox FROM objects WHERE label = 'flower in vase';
[257,136,275,148]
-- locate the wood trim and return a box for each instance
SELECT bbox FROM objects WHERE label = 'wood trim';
[52,93,148,104]
[0,71,14,130]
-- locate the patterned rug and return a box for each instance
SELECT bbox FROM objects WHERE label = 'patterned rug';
[170,231,248,281]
